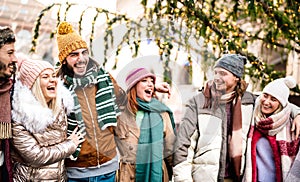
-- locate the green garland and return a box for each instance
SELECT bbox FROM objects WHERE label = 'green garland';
[30,1,300,94]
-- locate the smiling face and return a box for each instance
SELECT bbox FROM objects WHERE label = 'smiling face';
[260,93,281,116]
[0,43,17,79]
[65,48,89,76]
[136,76,155,102]
[39,69,57,103]
[213,67,239,94]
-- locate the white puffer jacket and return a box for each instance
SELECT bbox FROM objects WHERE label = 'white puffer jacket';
[173,91,256,182]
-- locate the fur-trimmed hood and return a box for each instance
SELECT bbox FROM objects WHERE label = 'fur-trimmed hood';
[11,79,74,133]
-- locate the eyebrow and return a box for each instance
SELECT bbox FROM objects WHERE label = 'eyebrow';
[41,71,54,75]
[70,49,88,54]
[215,70,227,74]
[41,73,51,76]
[69,52,80,55]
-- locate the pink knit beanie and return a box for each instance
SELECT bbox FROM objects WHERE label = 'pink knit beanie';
[17,56,54,89]
[125,68,156,92]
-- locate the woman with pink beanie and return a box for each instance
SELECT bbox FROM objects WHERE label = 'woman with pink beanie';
[10,57,85,181]
[243,76,300,182]
[114,67,176,182]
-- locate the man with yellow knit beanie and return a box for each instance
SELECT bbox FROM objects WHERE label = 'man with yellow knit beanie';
[56,21,121,182]
[55,21,170,181]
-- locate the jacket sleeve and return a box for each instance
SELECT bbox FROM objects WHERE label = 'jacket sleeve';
[161,112,176,177]
[285,145,300,181]
[12,123,77,168]
[290,103,300,118]
[109,73,126,110]
[173,96,200,182]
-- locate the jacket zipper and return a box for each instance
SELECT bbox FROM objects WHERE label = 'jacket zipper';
[82,88,101,167]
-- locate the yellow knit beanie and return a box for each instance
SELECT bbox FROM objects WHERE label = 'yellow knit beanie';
[56,21,88,63]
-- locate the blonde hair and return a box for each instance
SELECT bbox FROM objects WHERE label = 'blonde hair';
[31,77,61,116]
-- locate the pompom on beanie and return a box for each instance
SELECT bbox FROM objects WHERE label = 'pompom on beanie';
[17,55,54,89]
[214,54,247,78]
[56,21,88,63]
[262,76,297,107]
[125,68,156,92]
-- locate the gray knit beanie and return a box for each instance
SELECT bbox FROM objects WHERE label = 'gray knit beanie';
[214,54,247,78]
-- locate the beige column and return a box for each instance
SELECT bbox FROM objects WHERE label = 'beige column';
[287,50,300,85]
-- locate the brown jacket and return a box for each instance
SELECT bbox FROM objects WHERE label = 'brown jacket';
[65,85,117,167]
[114,110,176,182]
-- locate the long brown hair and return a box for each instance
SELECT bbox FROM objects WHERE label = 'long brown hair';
[236,79,247,98]
[126,86,138,115]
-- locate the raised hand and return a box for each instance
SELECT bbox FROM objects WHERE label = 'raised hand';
[68,127,85,146]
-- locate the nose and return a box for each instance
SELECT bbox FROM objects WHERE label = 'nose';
[78,52,85,61]
[11,54,17,63]
[213,73,221,82]
[49,75,57,82]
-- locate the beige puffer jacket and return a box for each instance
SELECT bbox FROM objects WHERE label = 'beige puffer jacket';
[11,80,77,181]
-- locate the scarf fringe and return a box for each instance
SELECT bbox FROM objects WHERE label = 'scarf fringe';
[0,122,12,139]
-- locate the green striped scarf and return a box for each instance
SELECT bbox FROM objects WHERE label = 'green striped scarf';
[64,66,120,160]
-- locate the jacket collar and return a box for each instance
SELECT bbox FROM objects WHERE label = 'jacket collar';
[11,80,73,133]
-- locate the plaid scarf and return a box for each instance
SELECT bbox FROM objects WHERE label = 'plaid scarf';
[203,80,243,180]
[0,79,13,139]
[245,102,300,182]
[64,66,120,159]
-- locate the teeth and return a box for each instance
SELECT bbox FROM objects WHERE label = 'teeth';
[145,89,152,94]
[47,86,55,90]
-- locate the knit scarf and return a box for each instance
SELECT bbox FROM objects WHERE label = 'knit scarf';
[135,98,175,182]
[246,104,300,182]
[0,79,13,139]
[64,66,120,159]
[203,80,243,179]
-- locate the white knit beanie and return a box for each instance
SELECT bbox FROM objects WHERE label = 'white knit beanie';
[17,56,54,89]
[262,76,297,107]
